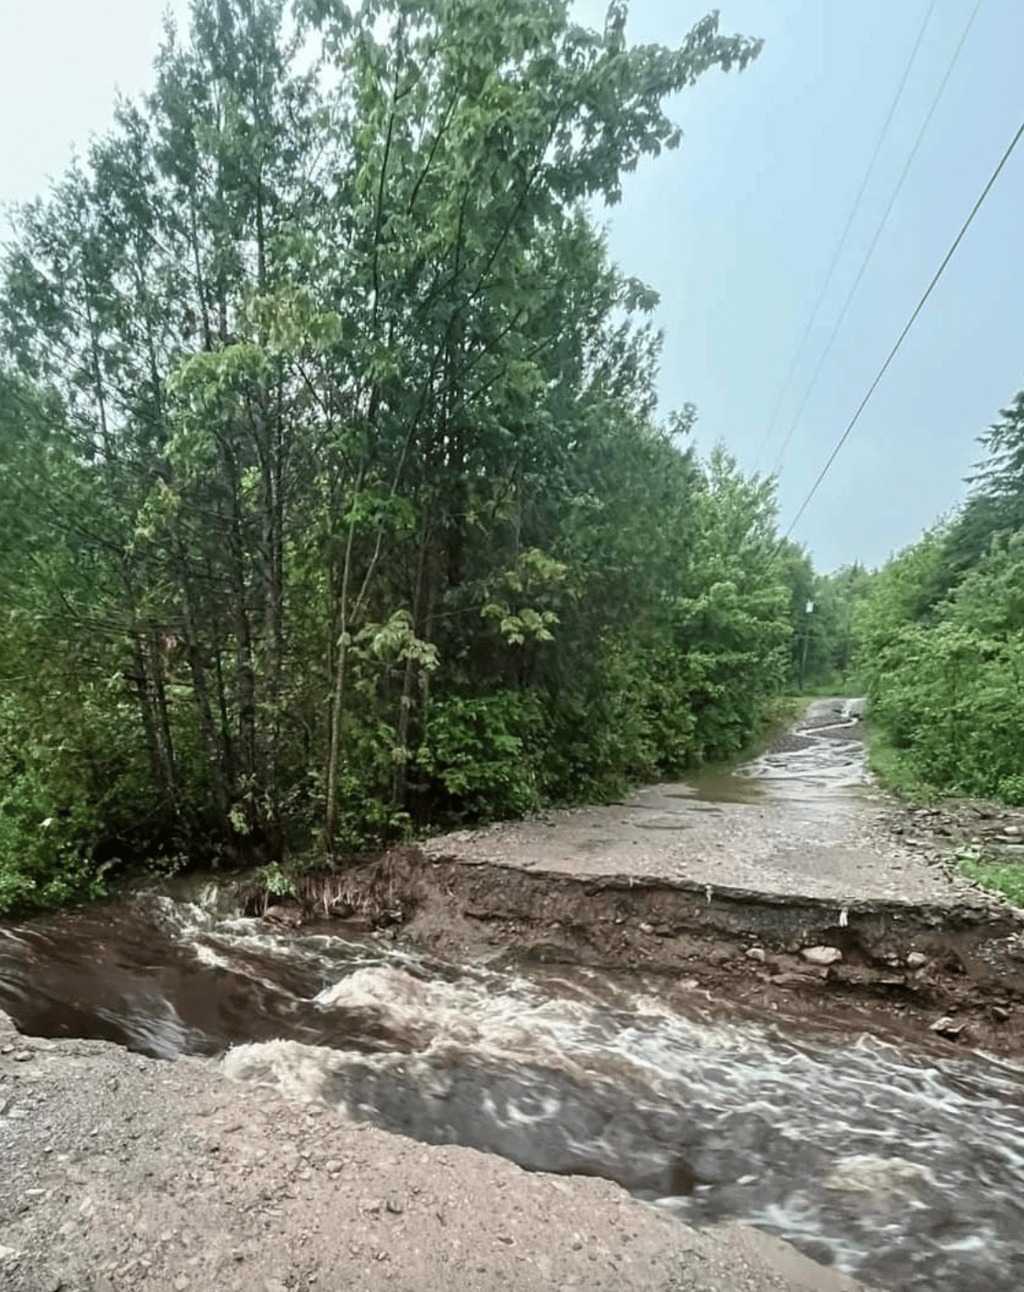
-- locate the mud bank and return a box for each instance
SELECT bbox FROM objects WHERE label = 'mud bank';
[245,699,1023,1056]
[262,847,1024,1058]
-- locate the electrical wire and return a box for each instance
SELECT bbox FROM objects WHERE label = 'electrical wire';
[769,0,984,477]
[781,114,1024,543]
[752,0,939,471]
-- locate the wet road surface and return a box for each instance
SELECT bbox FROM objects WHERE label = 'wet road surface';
[422,699,993,909]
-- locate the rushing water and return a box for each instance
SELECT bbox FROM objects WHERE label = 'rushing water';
[2,889,1023,1292]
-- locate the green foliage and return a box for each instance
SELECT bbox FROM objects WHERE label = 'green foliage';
[0,0,801,903]
[959,857,1024,908]
[856,376,1024,805]
[255,861,296,899]
[418,693,541,821]
[868,622,1024,803]
[778,546,871,690]
[0,752,107,916]
[324,773,414,854]
[667,450,792,759]
[966,387,1024,531]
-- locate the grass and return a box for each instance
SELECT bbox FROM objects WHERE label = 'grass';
[863,723,942,802]
[958,857,1024,907]
[863,716,1024,908]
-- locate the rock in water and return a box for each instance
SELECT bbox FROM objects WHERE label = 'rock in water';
[930,1016,966,1040]
[801,946,843,966]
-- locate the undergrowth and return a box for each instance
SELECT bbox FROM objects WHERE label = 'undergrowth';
[959,858,1024,908]
[864,724,941,802]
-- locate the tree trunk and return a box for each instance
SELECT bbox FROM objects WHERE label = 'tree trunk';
[128,634,165,794]
[149,627,178,804]
[177,546,230,819]
[391,515,430,808]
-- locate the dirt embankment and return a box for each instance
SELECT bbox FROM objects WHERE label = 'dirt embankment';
[0,1008,869,1292]
[261,844,1024,1059]
[252,701,1024,1057]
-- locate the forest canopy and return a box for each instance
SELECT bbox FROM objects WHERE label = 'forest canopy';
[0,0,825,915]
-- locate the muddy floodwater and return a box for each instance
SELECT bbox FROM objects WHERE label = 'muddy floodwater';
[1,896,1023,1291]
[3,700,1024,1292]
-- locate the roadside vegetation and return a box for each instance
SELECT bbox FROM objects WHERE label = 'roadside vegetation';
[862,726,941,802]
[10,4,1011,922]
[958,856,1024,908]
[0,0,832,917]
[853,381,1024,806]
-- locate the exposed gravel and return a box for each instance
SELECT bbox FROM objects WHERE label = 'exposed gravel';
[0,1009,871,1292]
[420,736,994,913]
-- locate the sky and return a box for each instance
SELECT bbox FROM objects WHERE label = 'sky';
[1,1,1022,571]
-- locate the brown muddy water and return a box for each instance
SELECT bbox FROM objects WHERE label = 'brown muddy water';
[3,888,1024,1292]
[3,701,1024,1292]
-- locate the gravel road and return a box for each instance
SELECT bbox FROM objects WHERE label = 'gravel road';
[422,700,994,911]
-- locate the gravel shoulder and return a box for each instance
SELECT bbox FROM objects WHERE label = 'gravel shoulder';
[0,1009,872,1292]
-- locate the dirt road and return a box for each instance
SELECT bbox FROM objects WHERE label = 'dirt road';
[326,699,1024,1056]
[422,699,993,909]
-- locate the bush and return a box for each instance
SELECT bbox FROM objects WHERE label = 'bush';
[418,693,541,821]
[0,758,107,915]
[868,623,1024,802]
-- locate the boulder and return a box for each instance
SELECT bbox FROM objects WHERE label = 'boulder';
[800,946,843,967]
[930,1016,966,1040]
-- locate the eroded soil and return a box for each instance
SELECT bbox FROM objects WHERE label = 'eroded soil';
[265,701,1024,1058]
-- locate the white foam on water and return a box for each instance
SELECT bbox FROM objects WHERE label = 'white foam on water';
[824,1154,938,1194]
[224,1037,348,1107]
[317,964,430,1010]
[137,896,1024,1292]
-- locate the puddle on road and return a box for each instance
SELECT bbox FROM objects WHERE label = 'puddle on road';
[672,776,767,806]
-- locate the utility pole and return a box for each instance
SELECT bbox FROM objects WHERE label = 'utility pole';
[800,600,814,690]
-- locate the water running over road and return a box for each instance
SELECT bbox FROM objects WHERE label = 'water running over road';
[2,889,1023,1292]
[2,701,1022,1291]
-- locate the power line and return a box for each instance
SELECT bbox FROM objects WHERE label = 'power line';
[782,114,1024,543]
[752,0,938,471]
[769,0,983,477]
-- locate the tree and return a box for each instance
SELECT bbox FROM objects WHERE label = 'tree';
[0,0,773,908]
[852,377,1024,802]
[967,385,1024,527]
